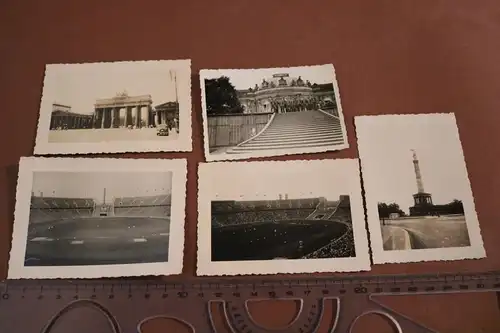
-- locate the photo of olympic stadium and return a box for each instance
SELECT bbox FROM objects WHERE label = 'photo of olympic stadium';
[24,171,172,266]
[211,195,355,261]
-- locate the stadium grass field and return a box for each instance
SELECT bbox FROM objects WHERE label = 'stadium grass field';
[24,217,170,266]
[211,220,349,261]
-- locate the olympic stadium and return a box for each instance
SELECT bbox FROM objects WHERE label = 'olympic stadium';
[211,195,356,261]
[25,190,171,266]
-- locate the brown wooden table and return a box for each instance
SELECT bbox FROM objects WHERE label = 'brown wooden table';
[0,1,499,332]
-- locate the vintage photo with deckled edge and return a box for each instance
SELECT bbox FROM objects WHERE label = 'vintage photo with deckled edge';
[356,113,485,264]
[8,157,187,279]
[200,64,349,161]
[33,59,192,155]
[197,159,371,276]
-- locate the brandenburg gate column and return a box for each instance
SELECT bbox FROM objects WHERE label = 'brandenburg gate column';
[131,106,137,128]
[143,105,150,127]
[93,108,98,128]
[118,108,123,127]
[95,108,102,128]
[101,109,106,128]
[124,107,130,127]
[114,107,119,128]
[110,108,115,128]
[115,108,120,128]
[135,105,142,128]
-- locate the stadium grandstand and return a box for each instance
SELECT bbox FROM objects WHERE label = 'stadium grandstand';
[306,195,352,222]
[30,196,95,224]
[25,189,172,266]
[211,195,355,261]
[211,198,320,227]
[29,193,171,221]
[114,194,171,217]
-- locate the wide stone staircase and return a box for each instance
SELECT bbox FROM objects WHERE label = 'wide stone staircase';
[226,110,345,154]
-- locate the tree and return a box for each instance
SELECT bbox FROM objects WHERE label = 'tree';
[378,202,405,219]
[444,199,464,215]
[204,76,243,115]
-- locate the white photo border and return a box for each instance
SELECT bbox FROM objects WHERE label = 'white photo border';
[33,59,193,155]
[8,157,187,279]
[197,159,371,276]
[200,64,349,162]
[355,113,486,264]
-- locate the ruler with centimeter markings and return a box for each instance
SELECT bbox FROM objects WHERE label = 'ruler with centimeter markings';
[1,271,499,333]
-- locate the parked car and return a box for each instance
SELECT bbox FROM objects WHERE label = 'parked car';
[156,124,169,136]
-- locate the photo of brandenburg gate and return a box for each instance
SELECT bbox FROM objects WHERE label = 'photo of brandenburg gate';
[49,92,179,132]
[93,92,153,129]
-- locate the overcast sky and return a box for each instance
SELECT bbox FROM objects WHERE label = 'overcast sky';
[43,62,178,115]
[202,64,335,90]
[356,114,472,214]
[32,171,172,204]
[211,162,352,202]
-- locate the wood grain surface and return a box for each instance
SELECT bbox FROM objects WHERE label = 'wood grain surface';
[0,1,499,332]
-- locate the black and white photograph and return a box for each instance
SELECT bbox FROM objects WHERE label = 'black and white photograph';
[8,157,187,279]
[200,64,348,161]
[356,113,485,264]
[34,59,192,155]
[197,159,370,275]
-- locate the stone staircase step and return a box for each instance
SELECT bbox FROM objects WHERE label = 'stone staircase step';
[272,117,339,123]
[272,111,334,117]
[240,136,345,148]
[266,124,341,133]
[271,123,338,128]
[234,136,345,148]
[226,110,345,154]
[227,140,344,153]
[262,126,341,136]
[265,121,341,128]
[272,118,339,124]
[250,132,344,143]
[272,114,339,121]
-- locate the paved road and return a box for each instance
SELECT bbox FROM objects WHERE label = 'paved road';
[381,216,470,250]
[381,226,411,250]
[48,128,179,143]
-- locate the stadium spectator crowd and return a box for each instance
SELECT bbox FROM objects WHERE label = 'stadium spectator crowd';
[212,208,316,226]
[211,197,353,227]
[212,198,320,214]
[302,226,355,259]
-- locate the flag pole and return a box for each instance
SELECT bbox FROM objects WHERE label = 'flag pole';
[170,69,178,103]
[174,70,178,103]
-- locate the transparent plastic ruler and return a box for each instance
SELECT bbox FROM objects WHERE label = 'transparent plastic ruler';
[1,271,499,332]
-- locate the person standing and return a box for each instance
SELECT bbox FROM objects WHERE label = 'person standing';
[174,117,179,133]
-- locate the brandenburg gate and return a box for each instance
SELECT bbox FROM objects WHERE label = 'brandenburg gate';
[94,92,153,129]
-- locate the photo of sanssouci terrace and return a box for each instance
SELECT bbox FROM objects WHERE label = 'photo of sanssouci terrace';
[204,68,346,156]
